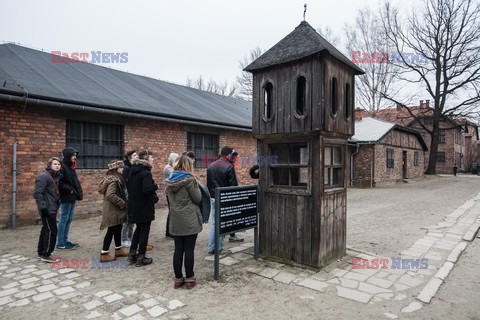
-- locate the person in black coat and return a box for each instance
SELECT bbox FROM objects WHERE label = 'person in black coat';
[57,147,83,250]
[34,157,62,262]
[127,150,159,267]
[121,149,138,247]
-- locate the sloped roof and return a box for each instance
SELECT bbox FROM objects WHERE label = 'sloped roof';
[351,117,395,142]
[351,117,428,150]
[0,43,251,129]
[244,21,364,75]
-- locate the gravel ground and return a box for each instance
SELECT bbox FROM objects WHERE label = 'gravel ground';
[0,174,479,319]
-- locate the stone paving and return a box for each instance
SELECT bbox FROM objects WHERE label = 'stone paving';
[0,254,187,319]
[208,191,480,319]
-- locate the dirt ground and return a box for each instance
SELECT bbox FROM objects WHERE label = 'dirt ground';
[1,175,480,319]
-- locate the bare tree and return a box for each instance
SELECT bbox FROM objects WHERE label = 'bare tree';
[317,26,341,47]
[235,47,264,101]
[381,0,480,174]
[345,7,399,113]
[185,76,237,97]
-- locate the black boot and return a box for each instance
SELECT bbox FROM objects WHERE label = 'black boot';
[127,252,137,264]
[135,254,153,267]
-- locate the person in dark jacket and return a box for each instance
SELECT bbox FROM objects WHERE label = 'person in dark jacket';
[34,157,62,262]
[98,160,129,263]
[57,147,83,250]
[121,149,138,248]
[127,150,158,267]
[207,146,243,255]
[166,156,202,289]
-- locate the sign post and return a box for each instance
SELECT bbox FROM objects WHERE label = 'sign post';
[214,185,258,280]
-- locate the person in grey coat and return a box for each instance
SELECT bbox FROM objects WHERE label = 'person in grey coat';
[165,155,202,289]
[34,157,62,262]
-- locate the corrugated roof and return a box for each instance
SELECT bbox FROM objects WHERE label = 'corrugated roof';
[244,21,364,75]
[351,117,395,142]
[0,44,252,129]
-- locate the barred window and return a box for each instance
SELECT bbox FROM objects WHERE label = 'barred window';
[414,151,419,166]
[324,146,344,188]
[386,148,394,168]
[437,152,445,163]
[66,120,123,169]
[438,130,445,144]
[270,143,309,188]
[187,132,219,168]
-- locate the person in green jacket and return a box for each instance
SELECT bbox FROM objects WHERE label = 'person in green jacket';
[165,155,202,289]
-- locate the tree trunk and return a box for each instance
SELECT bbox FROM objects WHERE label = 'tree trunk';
[425,121,440,174]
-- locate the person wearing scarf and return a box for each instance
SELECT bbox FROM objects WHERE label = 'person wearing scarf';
[57,147,83,250]
[34,157,62,262]
[165,156,202,289]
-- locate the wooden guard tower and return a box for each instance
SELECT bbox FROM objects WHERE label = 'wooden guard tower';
[244,21,364,267]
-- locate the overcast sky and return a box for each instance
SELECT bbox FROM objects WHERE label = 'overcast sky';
[1,0,411,87]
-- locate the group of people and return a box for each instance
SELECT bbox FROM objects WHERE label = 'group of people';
[34,145,245,289]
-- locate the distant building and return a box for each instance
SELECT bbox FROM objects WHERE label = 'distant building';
[356,100,479,174]
[347,117,428,187]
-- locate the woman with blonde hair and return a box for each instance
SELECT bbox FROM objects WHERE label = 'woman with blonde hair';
[165,155,202,289]
[98,159,129,262]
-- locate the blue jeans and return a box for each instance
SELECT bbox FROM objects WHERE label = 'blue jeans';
[57,201,76,246]
[208,198,225,252]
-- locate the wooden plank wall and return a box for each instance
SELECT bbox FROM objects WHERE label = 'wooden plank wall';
[319,192,347,265]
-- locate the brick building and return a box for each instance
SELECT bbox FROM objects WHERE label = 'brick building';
[347,117,427,187]
[0,44,257,227]
[357,101,479,174]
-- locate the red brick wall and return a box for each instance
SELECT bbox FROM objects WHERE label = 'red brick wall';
[349,144,375,187]
[0,102,257,227]
[349,129,425,187]
[410,123,458,174]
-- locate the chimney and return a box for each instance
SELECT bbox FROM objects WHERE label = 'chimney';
[425,100,430,108]
[396,103,403,111]
[419,100,424,108]
[354,108,363,121]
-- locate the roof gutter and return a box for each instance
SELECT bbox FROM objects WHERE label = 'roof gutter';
[0,92,252,133]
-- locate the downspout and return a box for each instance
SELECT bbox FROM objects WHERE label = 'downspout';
[350,142,359,186]
[11,141,17,229]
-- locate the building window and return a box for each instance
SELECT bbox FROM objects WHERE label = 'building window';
[66,120,123,169]
[187,132,219,168]
[414,151,419,166]
[263,82,273,120]
[296,76,306,116]
[269,143,309,188]
[438,130,445,144]
[345,83,351,119]
[331,77,338,116]
[386,148,394,168]
[437,152,445,163]
[324,146,344,188]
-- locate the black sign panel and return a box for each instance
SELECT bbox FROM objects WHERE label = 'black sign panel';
[216,185,258,236]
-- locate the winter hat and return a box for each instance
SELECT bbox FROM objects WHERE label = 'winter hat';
[108,160,124,170]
